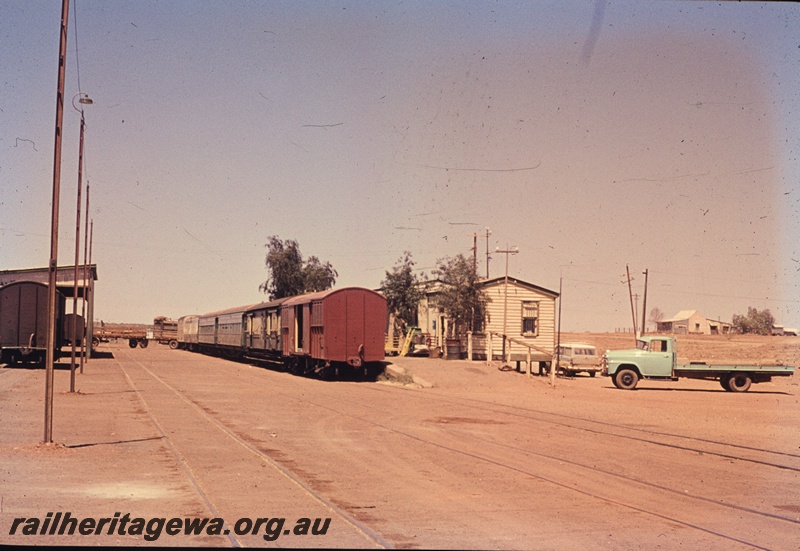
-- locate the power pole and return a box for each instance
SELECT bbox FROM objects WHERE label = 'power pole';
[484,227,492,279]
[641,269,649,336]
[553,277,562,387]
[467,233,478,273]
[623,265,637,341]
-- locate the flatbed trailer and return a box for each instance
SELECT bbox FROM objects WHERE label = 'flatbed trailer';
[603,336,794,392]
[92,324,148,349]
[93,317,178,349]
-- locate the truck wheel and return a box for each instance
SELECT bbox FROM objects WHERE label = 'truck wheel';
[720,374,732,391]
[92,337,100,348]
[139,339,149,349]
[589,371,596,378]
[728,373,752,392]
[169,339,178,349]
[615,368,639,390]
[129,339,138,348]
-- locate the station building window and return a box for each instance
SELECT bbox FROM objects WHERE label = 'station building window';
[521,301,539,337]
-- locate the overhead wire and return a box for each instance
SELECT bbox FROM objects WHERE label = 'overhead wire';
[72,0,83,96]
[71,0,92,247]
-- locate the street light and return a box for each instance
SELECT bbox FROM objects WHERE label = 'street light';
[72,92,93,109]
[70,92,92,392]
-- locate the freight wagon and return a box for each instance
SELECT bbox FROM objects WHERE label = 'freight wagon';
[0,281,67,365]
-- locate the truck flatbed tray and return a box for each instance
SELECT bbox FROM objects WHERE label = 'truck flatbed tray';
[675,363,794,374]
[679,357,784,366]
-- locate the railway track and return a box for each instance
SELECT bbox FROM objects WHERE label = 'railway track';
[113,347,799,549]
[369,386,800,470]
[284,386,800,549]
[113,349,391,549]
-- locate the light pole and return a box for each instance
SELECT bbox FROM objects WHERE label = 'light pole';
[70,92,92,392]
[45,0,70,444]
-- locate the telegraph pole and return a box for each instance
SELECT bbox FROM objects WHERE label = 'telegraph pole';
[496,244,518,362]
[45,0,70,443]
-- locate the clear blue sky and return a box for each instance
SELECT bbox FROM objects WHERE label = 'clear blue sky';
[1,1,798,331]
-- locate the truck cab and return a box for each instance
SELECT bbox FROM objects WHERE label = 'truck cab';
[602,336,677,389]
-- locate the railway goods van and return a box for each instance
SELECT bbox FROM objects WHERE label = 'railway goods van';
[0,281,66,365]
[281,288,386,374]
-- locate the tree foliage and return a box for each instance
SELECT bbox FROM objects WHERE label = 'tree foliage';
[259,236,337,300]
[732,307,775,335]
[432,253,485,335]
[649,307,665,325]
[381,252,424,330]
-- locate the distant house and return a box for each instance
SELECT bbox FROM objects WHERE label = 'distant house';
[656,310,732,335]
[770,325,798,336]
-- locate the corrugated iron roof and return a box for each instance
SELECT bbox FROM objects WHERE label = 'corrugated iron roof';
[661,310,700,322]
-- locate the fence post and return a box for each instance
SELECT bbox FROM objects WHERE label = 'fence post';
[527,347,531,377]
[467,331,473,361]
[487,332,493,365]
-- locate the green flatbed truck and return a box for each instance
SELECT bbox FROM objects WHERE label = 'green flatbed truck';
[602,336,794,392]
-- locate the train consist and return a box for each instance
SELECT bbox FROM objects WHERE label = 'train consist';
[177,287,387,377]
[0,281,386,377]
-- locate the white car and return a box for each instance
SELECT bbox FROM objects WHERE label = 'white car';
[556,343,602,377]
